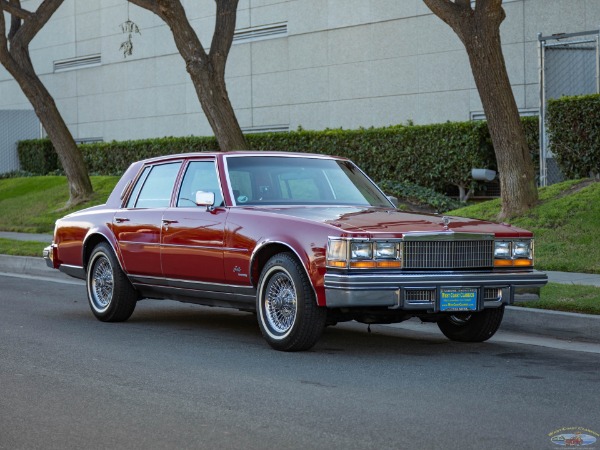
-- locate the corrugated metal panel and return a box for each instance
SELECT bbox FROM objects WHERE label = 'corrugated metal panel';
[0,110,40,174]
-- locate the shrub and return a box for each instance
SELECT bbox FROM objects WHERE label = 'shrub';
[17,118,540,195]
[547,94,600,179]
[378,180,463,213]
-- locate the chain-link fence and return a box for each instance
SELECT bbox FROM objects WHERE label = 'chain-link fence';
[539,30,600,186]
[0,110,40,174]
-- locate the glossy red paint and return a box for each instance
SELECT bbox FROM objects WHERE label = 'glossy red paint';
[47,151,538,309]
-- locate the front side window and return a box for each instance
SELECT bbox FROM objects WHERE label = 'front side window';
[176,160,224,207]
[130,162,182,208]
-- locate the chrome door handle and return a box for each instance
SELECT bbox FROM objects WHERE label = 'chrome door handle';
[162,219,178,230]
[114,217,130,223]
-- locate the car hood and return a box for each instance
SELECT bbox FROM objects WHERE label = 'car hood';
[254,206,531,238]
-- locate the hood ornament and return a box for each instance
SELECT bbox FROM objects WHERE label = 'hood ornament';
[442,216,450,230]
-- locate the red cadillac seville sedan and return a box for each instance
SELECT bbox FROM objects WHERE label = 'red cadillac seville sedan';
[44,152,547,351]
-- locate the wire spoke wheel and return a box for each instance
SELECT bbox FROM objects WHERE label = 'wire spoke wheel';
[264,272,297,334]
[257,253,327,351]
[86,243,137,322]
[90,257,114,312]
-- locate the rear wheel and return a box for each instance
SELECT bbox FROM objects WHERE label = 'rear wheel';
[257,253,326,351]
[437,306,504,342]
[87,242,137,322]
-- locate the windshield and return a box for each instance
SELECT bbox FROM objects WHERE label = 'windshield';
[225,156,392,207]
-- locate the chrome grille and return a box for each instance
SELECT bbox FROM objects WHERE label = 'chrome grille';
[403,240,494,269]
[405,289,436,303]
[484,288,502,300]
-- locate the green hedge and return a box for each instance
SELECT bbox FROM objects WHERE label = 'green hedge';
[547,94,600,178]
[18,118,540,194]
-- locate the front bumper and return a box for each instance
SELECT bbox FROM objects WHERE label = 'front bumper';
[324,270,548,311]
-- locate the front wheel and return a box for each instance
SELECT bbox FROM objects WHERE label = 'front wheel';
[87,242,137,322]
[257,253,326,351]
[437,306,504,342]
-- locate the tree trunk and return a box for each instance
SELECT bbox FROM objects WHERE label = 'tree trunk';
[0,0,93,207]
[189,69,247,151]
[5,49,93,206]
[463,26,538,219]
[129,0,247,151]
[422,0,539,219]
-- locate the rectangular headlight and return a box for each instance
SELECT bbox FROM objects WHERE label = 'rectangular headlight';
[374,242,396,259]
[513,241,532,259]
[494,241,511,258]
[351,242,372,259]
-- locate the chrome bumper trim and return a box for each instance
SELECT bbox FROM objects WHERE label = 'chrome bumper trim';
[324,270,548,309]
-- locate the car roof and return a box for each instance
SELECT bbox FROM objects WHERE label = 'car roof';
[138,151,349,165]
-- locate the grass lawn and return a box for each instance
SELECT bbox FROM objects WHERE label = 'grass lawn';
[0,238,47,257]
[515,282,600,315]
[0,176,118,233]
[450,179,600,274]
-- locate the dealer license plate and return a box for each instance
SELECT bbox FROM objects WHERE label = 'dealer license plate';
[440,288,477,312]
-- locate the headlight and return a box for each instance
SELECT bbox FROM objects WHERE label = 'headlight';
[351,242,372,259]
[327,238,402,269]
[374,242,396,259]
[494,241,511,258]
[513,241,532,258]
[494,239,534,267]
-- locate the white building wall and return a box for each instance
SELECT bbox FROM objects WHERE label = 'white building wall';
[0,0,598,142]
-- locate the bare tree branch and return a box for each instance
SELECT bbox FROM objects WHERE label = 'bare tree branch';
[128,0,160,17]
[0,7,7,55]
[454,0,472,9]
[0,0,32,20]
[422,0,461,23]
[130,0,246,150]
[11,0,63,47]
[210,0,239,76]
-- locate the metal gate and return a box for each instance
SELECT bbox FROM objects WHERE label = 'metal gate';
[0,109,41,174]
[538,30,600,186]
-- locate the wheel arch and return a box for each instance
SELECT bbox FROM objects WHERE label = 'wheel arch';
[82,231,123,273]
[250,241,323,305]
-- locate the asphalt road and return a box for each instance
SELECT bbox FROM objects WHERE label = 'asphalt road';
[1,274,599,450]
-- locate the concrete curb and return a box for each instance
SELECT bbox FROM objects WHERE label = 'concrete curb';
[0,254,599,344]
[503,306,600,344]
[0,254,74,281]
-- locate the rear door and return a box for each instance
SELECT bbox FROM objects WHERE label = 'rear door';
[113,161,182,278]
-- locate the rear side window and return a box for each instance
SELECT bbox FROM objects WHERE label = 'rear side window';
[128,162,182,208]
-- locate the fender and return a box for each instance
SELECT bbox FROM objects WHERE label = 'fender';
[250,236,326,306]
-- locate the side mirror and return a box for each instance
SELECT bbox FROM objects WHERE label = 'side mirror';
[195,191,215,210]
[387,195,399,208]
